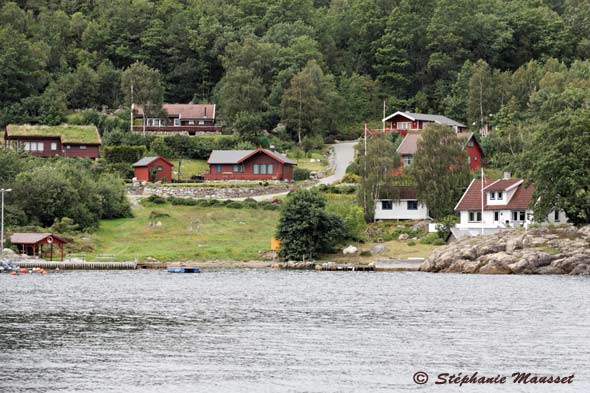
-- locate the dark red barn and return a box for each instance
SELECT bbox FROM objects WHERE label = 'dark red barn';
[132,156,175,182]
[204,148,296,181]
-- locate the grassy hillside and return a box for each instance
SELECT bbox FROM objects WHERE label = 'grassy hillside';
[91,202,280,262]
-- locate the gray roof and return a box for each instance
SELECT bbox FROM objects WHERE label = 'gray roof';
[208,149,296,165]
[132,156,173,167]
[383,111,466,128]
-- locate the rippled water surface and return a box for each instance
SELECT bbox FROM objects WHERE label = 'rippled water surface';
[1,270,589,392]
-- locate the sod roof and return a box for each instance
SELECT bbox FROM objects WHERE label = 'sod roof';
[5,124,101,145]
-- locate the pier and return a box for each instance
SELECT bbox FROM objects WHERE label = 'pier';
[15,260,137,270]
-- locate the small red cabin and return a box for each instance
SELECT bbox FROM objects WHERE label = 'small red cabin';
[10,233,68,261]
[204,148,296,181]
[132,156,175,182]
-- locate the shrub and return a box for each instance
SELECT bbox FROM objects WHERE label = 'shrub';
[407,240,416,246]
[419,233,440,245]
[432,238,446,245]
[104,145,147,163]
[359,250,371,257]
[341,173,360,184]
[294,168,311,181]
[169,197,198,206]
[436,215,459,239]
[146,194,167,204]
[226,201,244,209]
[261,203,280,211]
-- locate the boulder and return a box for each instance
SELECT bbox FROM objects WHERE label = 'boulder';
[370,245,387,254]
[1,248,16,255]
[535,265,565,275]
[479,261,512,274]
[342,245,358,255]
[551,255,590,273]
[506,236,523,253]
[462,260,485,273]
[398,233,409,240]
[577,225,590,238]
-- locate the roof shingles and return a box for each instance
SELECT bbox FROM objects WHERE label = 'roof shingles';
[455,179,535,211]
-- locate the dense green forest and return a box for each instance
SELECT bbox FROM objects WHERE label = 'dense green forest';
[2,0,590,140]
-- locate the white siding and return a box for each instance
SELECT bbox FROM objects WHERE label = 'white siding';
[374,199,429,220]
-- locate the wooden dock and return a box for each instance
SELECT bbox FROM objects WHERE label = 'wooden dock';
[15,261,137,270]
[272,261,375,271]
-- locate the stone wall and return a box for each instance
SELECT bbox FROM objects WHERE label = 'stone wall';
[420,226,590,275]
[128,183,291,199]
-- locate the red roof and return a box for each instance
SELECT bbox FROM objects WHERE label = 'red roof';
[134,103,216,120]
[132,156,174,168]
[483,179,521,192]
[455,179,535,211]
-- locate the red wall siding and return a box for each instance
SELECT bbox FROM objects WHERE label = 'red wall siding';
[465,143,483,171]
[63,144,100,159]
[204,151,294,181]
[134,158,174,182]
[6,137,100,158]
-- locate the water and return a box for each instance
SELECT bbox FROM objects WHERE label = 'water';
[1,270,589,393]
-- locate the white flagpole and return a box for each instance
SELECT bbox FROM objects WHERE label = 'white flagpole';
[481,167,485,235]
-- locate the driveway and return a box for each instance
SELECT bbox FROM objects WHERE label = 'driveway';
[252,140,357,201]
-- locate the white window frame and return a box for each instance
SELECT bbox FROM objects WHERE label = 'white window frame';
[79,145,87,150]
[51,142,57,151]
[497,191,503,200]
[490,192,496,200]
[407,201,418,210]
[469,211,482,222]
[403,155,413,166]
[381,200,393,210]
[174,118,181,126]
[397,121,411,130]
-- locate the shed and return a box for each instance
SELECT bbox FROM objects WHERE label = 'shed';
[132,156,175,182]
[10,233,67,261]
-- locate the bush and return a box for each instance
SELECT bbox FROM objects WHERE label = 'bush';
[104,145,147,163]
[436,215,459,240]
[294,168,311,181]
[359,250,371,257]
[341,173,360,184]
[226,201,244,209]
[169,197,198,206]
[432,238,446,245]
[146,194,166,204]
[419,233,440,245]
[407,240,416,246]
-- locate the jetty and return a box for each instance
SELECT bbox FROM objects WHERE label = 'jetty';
[14,260,137,270]
[272,261,375,271]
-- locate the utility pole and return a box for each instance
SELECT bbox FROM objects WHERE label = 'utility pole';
[1,188,12,253]
[130,83,134,133]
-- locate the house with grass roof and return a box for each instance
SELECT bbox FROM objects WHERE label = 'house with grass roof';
[4,124,102,159]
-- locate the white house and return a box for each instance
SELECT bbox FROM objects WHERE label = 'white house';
[453,176,567,238]
[375,186,430,220]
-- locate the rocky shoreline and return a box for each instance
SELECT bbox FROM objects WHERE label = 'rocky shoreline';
[420,226,590,275]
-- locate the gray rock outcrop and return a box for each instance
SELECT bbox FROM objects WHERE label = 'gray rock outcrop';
[420,226,590,275]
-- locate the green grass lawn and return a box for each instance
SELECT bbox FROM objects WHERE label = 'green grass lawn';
[91,202,280,262]
[288,149,329,172]
[174,159,209,180]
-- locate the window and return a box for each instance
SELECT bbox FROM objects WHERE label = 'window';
[403,155,413,166]
[474,156,478,161]
[253,164,273,174]
[79,145,87,150]
[232,165,244,173]
[497,191,503,200]
[253,164,260,174]
[188,120,195,125]
[398,121,411,130]
[494,211,500,221]
[156,166,163,172]
[407,201,418,210]
[469,211,482,222]
[215,164,222,173]
[512,211,526,221]
[554,210,560,222]
[490,192,496,200]
[267,164,273,174]
[38,143,44,151]
[51,142,57,151]
[198,120,205,125]
[381,200,393,210]
[467,140,474,147]
[24,142,45,152]
[23,142,30,151]
[174,118,180,126]
[66,145,71,149]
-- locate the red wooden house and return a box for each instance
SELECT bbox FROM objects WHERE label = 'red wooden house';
[132,156,174,182]
[204,148,296,181]
[381,111,468,135]
[132,103,221,135]
[4,124,101,159]
[10,233,68,261]
[395,131,483,171]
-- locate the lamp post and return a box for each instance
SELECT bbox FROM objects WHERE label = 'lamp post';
[1,188,12,253]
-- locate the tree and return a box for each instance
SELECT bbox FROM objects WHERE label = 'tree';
[410,125,471,220]
[356,135,401,222]
[281,60,335,144]
[276,190,346,260]
[216,67,265,124]
[121,61,163,135]
[518,110,590,225]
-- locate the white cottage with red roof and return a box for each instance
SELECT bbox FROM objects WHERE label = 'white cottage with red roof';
[374,185,430,220]
[453,175,567,238]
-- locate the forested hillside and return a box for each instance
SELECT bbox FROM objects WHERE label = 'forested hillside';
[2,0,590,141]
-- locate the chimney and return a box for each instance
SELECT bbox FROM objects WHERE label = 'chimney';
[503,171,511,179]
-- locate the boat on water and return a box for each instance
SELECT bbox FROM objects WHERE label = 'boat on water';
[167,267,201,273]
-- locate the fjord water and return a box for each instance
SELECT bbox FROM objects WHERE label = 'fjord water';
[1,270,589,393]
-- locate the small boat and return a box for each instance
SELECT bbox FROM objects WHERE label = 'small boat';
[167,267,201,273]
